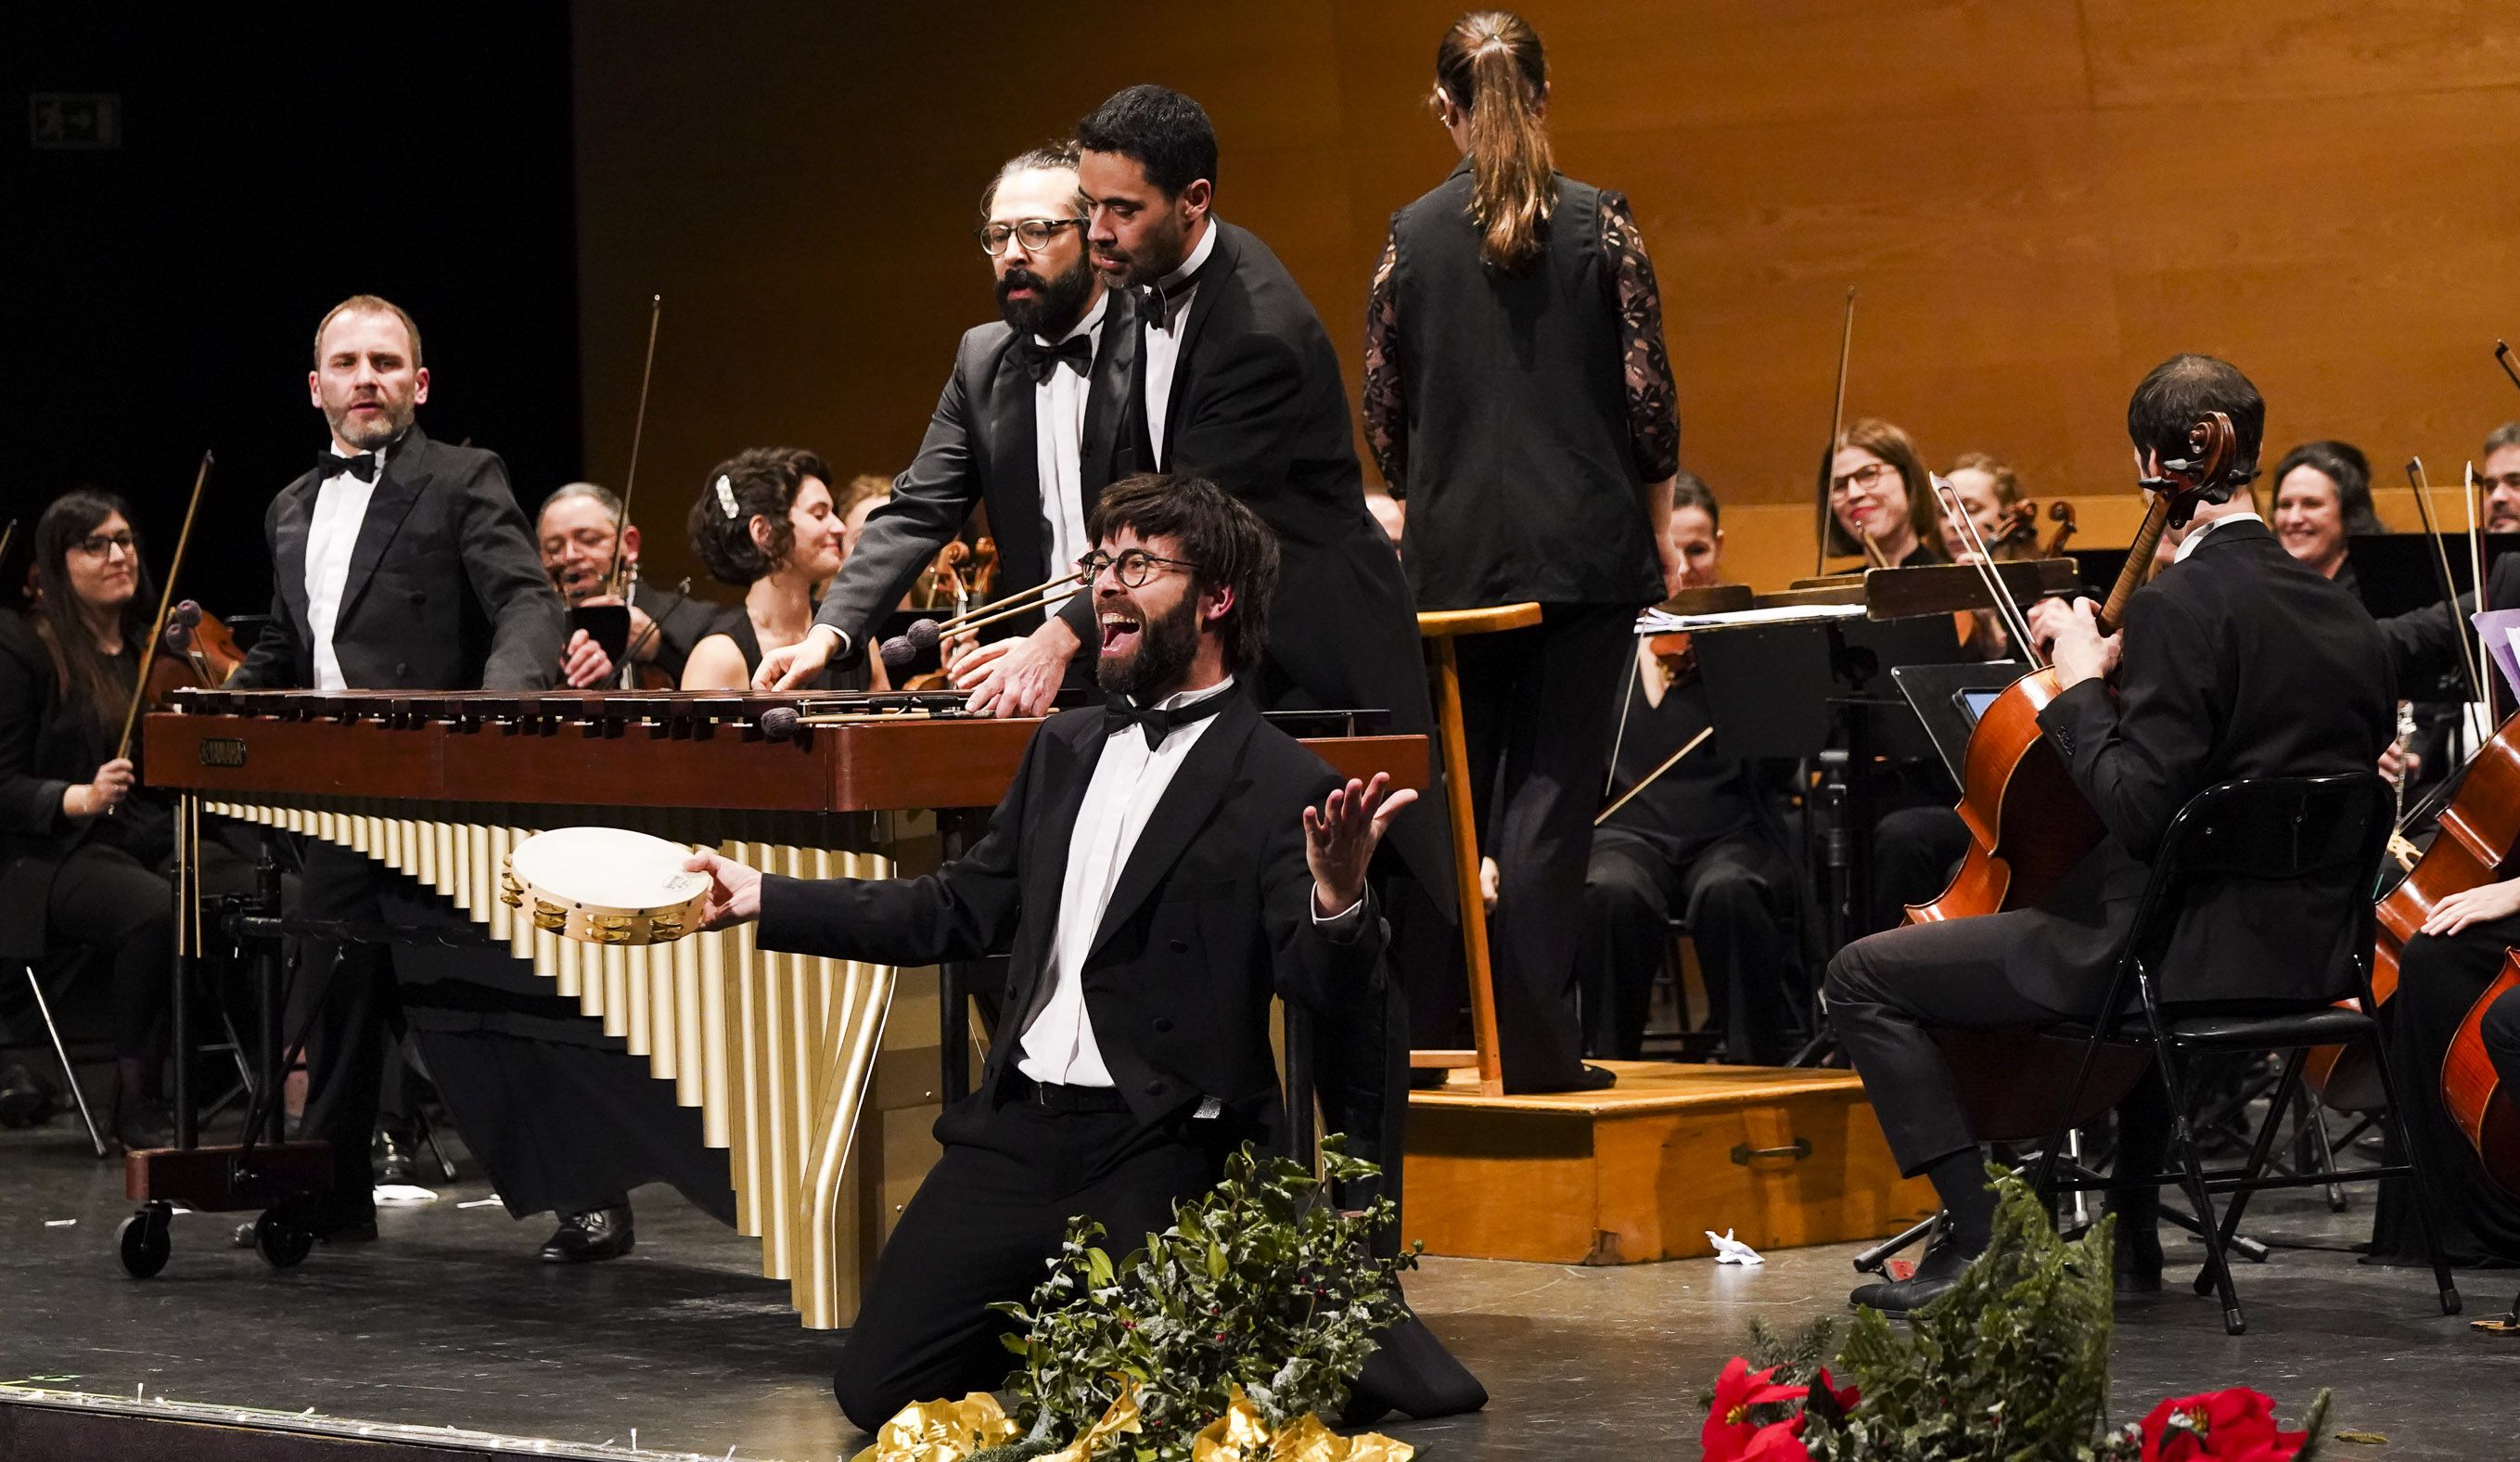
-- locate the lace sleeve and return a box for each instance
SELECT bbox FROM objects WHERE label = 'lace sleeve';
[1362,232,1407,495]
[1601,192,1680,482]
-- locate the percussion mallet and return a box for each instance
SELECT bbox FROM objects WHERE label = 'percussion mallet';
[879,568,1085,673]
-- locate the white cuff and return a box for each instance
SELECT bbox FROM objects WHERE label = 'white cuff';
[1311,891,1366,930]
[811,622,850,657]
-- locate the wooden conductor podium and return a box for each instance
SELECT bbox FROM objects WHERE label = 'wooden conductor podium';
[1405,605,1935,1264]
[1412,602,1541,1096]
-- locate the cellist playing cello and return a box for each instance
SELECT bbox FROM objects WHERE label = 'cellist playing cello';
[1823,354,2394,1313]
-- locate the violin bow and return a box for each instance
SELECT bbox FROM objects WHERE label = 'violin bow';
[2468,459,2496,725]
[2405,457,2489,712]
[115,451,214,763]
[605,294,664,597]
[1928,472,2041,665]
[1595,725,1714,827]
[0,519,17,588]
[2497,339,2520,395]
[1813,287,1856,575]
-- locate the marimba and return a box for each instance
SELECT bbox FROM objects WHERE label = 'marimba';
[147,687,1426,1327]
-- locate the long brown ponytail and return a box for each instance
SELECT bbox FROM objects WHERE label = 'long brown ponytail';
[1435,11,1554,273]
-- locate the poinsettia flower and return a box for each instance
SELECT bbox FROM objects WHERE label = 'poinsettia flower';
[1739,1418,1814,1461]
[1701,1357,1808,1462]
[2138,1388,2307,1461]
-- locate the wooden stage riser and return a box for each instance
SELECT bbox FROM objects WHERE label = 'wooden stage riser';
[1405,1064,1937,1265]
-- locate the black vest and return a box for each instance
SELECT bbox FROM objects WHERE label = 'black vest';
[1388,165,1664,610]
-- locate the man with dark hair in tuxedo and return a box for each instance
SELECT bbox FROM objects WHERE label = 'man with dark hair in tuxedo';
[236,296,730,1263]
[689,473,1481,1432]
[756,140,1133,705]
[1069,82,1458,1219]
[1823,354,2393,1312]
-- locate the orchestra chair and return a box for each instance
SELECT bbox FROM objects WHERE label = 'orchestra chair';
[1413,602,1541,1096]
[2020,774,2459,1335]
[5,951,109,1156]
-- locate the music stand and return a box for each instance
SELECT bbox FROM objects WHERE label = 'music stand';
[1893,660,2032,786]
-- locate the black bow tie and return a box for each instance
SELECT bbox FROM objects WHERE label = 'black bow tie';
[1015,332,1094,386]
[1106,690,1229,750]
[316,450,380,483]
[1138,274,1198,334]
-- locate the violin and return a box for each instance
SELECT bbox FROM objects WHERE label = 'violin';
[1909,414,2237,927]
[2041,501,2079,558]
[1644,631,1695,683]
[152,600,245,703]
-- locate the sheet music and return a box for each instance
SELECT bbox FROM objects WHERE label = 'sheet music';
[1636,602,1867,635]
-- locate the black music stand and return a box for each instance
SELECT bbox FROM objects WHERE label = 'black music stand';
[1891,660,2031,787]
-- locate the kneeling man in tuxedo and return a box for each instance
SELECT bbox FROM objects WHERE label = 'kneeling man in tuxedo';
[686,472,1473,1430]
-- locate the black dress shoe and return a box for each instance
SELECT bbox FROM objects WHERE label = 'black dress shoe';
[111,1098,175,1154]
[541,1202,633,1263]
[1516,1064,1618,1096]
[0,1064,57,1128]
[376,1132,418,1187]
[1850,1238,1976,1315]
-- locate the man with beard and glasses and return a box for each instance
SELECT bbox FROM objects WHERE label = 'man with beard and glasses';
[756,140,1133,707]
[688,473,1482,1432]
[231,298,730,1265]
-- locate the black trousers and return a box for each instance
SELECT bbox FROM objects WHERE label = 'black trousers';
[2371,913,2520,1266]
[43,839,252,1061]
[1454,603,1634,1091]
[1580,827,1801,1064]
[1869,804,1970,933]
[1823,905,2165,1191]
[832,1091,1484,1435]
[298,842,731,1223]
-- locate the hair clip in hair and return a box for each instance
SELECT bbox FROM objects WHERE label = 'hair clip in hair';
[714,475,739,519]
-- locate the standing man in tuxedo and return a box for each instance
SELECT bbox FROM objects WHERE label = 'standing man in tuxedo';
[755,141,1133,704]
[233,297,728,1261]
[538,481,739,688]
[1070,83,1459,1201]
[689,474,1479,1432]
[1822,355,2394,1311]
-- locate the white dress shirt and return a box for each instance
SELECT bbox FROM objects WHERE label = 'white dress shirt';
[1017,675,1240,1087]
[1035,290,1108,612]
[1139,219,1218,469]
[305,442,388,690]
[2172,508,2263,565]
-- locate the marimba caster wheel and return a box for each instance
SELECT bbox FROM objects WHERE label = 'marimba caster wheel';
[252,1207,314,1270]
[117,1202,172,1279]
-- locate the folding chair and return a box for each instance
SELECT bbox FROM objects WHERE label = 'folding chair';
[2028,774,2461,1334]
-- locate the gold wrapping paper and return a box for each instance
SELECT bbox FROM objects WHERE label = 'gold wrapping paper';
[1191,1388,1415,1462]
[851,1392,1018,1462]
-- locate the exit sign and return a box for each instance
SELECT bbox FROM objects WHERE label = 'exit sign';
[30,94,121,150]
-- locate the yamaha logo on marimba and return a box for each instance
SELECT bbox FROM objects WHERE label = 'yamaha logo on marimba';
[197,737,248,768]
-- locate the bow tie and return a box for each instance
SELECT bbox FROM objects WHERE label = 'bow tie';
[1105,690,1229,750]
[316,449,380,483]
[1015,332,1094,386]
[1138,274,1198,334]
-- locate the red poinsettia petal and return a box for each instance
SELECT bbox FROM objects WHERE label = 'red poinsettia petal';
[1740,1418,1815,1462]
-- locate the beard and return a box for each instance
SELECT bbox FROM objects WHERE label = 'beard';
[326,393,416,452]
[996,250,1098,339]
[1095,589,1202,701]
[1094,210,1186,289]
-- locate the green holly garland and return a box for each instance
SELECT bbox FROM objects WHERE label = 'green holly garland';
[985,1137,1420,1462]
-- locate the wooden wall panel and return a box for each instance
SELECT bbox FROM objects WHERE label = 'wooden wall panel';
[575,1,2520,597]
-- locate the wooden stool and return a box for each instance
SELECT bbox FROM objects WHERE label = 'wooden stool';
[1415,602,1542,1096]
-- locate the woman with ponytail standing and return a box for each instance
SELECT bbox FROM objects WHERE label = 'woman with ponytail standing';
[1362,11,1682,1093]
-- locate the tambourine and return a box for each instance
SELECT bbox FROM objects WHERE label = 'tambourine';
[501,826,709,946]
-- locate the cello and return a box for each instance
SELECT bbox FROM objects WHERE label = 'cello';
[1907,414,2238,925]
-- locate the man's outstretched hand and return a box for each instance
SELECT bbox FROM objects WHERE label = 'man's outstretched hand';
[684,849,764,930]
[1303,773,1416,917]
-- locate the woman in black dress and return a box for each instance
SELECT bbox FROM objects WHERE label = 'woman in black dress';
[681,446,884,692]
[0,490,244,1148]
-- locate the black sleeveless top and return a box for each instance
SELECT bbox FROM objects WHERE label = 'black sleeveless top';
[726,613,867,693]
[1386,166,1666,610]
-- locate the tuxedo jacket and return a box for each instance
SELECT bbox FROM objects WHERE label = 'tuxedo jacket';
[814,292,1140,656]
[2029,519,2393,1007]
[755,692,1385,1139]
[229,425,565,692]
[2378,548,2520,692]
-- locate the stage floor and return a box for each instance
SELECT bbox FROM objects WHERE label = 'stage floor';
[3,1109,2518,1459]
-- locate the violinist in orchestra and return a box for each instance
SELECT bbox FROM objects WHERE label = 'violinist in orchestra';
[2374,421,2520,679]
[1576,476,1800,1065]
[1938,453,2021,565]
[0,492,252,1150]
[2267,439,2381,588]
[536,481,739,688]
[1824,353,2392,1313]
[2480,421,2520,533]
[1824,418,1945,570]
[752,140,1125,706]
[680,447,885,692]
[1362,11,1682,1092]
